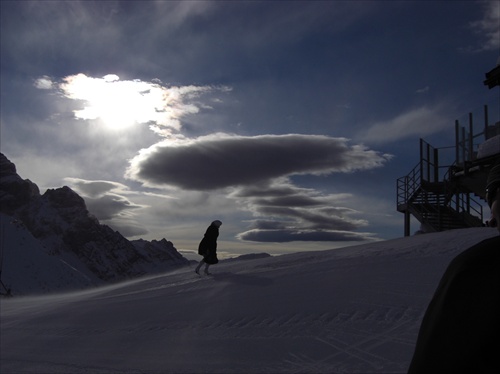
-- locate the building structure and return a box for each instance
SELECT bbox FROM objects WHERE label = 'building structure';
[397,64,500,236]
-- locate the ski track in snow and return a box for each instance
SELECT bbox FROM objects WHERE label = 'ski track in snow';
[1,228,498,374]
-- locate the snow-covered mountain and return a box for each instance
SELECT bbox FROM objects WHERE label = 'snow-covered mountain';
[1,227,498,373]
[0,153,189,295]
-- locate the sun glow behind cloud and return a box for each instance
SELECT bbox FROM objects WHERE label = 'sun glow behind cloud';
[36,74,220,134]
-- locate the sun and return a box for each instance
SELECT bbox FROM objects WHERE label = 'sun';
[58,73,218,134]
[92,88,139,130]
[63,74,166,131]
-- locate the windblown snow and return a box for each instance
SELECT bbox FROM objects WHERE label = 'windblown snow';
[1,227,498,374]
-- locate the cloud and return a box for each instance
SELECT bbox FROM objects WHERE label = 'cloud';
[64,178,148,236]
[33,76,54,90]
[125,133,391,243]
[468,0,500,52]
[415,86,429,94]
[229,178,373,243]
[45,73,227,134]
[150,1,216,30]
[357,105,449,145]
[83,193,144,221]
[103,219,149,238]
[126,133,391,190]
[237,228,377,243]
[254,205,364,230]
[64,178,129,198]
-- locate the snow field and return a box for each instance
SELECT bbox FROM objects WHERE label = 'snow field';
[1,227,498,373]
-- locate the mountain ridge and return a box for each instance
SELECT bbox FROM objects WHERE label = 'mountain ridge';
[0,152,189,295]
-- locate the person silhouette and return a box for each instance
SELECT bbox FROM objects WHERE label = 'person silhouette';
[195,220,222,275]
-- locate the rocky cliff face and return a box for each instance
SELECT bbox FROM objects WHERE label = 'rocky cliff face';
[0,153,40,214]
[0,153,188,292]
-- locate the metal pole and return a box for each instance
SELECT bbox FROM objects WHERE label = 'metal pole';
[404,210,410,237]
[427,143,431,182]
[419,139,424,182]
[484,104,489,140]
[468,112,474,163]
[461,127,466,169]
[434,148,439,183]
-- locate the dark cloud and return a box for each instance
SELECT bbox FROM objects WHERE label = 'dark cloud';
[237,228,376,243]
[104,220,149,238]
[65,178,144,220]
[251,195,326,208]
[65,178,128,198]
[125,135,389,243]
[230,179,373,243]
[257,206,361,231]
[65,178,148,237]
[232,182,305,198]
[84,194,143,221]
[127,134,391,190]
[249,220,290,230]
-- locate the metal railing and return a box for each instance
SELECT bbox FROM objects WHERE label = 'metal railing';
[397,161,420,208]
[455,104,498,167]
[397,142,484,230]
[447,187,484,223]
[397,103,495,234]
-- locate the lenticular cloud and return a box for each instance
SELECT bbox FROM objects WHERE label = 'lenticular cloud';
[126,133,392,190]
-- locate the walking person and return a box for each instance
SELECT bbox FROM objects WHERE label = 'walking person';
[195,220,222,275]
[407,163,500,373]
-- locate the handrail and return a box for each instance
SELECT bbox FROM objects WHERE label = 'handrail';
[398,155,484,228]
[447,189,483,222]
[397,103,495,234]
[443,162,484,223]
[397,161,421,207]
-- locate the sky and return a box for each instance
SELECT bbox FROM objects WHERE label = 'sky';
[1,0,499,258]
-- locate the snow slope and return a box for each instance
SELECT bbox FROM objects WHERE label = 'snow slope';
[1,153,190,292]
[1,227,498,374]
[0,211,190,295]
[0,213,99,294]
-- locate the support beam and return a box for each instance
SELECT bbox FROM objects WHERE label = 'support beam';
[469,112,474,163]
[484,105,489,140]
[404,210,410,237]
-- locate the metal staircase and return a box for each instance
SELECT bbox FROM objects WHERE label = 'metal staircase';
[397,139,485,236]
[397,101,500,236]
[397,63,500,236]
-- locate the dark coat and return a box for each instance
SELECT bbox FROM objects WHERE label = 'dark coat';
[407,235,500,373]
[198,224,219,264]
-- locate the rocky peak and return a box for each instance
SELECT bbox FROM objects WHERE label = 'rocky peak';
[131,238,189,266]
[0,153,17,175]
[0,153,40,214]
[43,186,87,210]
[0,152,189,291]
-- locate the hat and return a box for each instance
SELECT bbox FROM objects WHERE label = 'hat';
[211,220,222,227]
[486,164,500,207]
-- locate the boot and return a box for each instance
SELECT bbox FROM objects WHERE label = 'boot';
[195,260,204,275]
